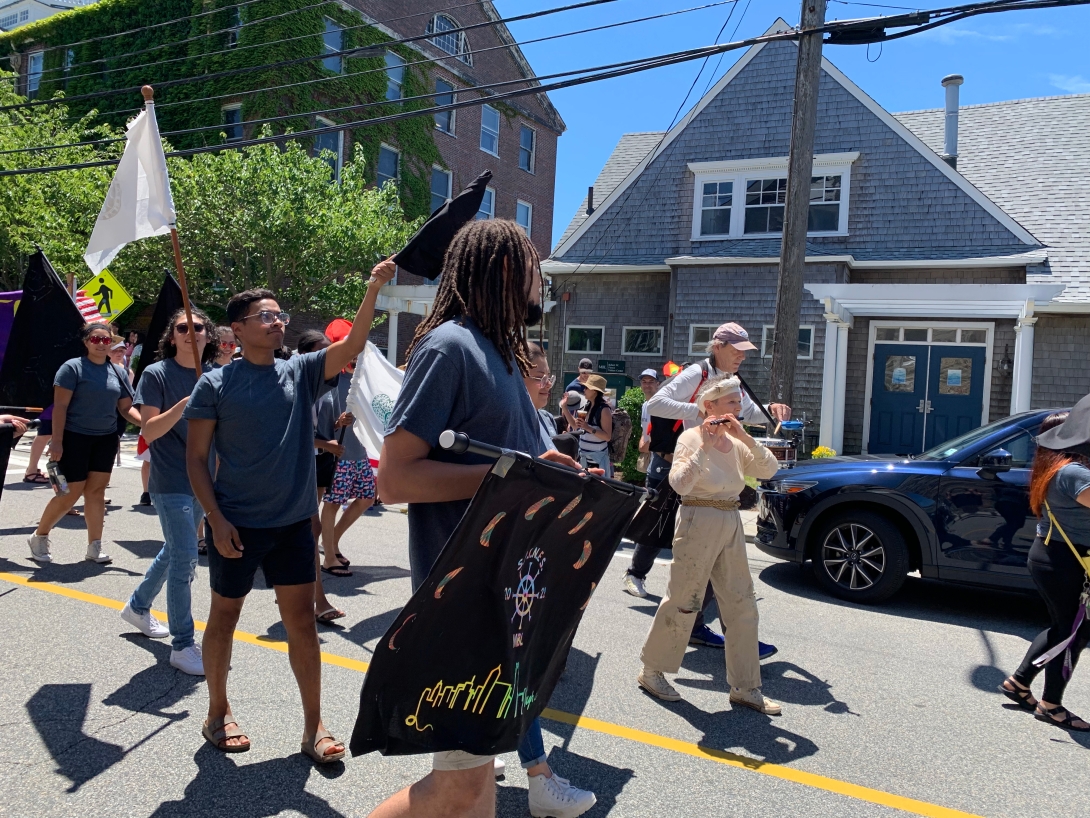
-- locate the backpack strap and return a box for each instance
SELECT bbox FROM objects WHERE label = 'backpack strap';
[1044,500,1090,574]
[671,361,711,433]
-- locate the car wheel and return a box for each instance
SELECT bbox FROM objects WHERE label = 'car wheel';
[810,510,909,604]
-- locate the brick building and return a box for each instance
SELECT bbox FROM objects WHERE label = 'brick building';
[545,19,1090,456]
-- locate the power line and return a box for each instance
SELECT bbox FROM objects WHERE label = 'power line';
[0,0,741,154]
[0,0,630,113]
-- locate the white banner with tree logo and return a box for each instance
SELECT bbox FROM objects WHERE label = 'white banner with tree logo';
[347,341,403,466]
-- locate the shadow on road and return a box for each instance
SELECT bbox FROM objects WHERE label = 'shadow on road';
[114,539,166,559]
[312,564,411,599]
[103,634,203,718]
[26,683,125,793]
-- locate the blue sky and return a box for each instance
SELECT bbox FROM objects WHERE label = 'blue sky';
[495,1,1090,248]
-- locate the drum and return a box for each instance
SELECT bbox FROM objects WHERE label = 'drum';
[754,437,796,468]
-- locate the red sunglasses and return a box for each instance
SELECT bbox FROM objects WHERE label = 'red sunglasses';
[87,336,112,345]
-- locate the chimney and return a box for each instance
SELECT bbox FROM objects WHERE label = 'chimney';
[585,185,594,215]
[941,74,964,169]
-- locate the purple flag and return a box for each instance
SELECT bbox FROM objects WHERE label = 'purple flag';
[0,290,18,366]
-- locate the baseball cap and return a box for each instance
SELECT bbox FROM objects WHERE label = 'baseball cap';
[578,357,593,372]
[713,322,757,351]
[110,340,125,351]
[564,390,584,409]
[639,368,659,380]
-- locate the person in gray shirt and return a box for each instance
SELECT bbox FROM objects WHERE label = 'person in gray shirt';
[185,260,394,764]
[121,308,217,677]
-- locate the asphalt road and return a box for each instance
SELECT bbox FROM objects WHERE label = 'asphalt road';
[1,434,1088,818]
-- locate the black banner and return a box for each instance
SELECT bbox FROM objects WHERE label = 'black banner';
[350,454,640,757]
[132,273,183,387]
[0,251,85,410]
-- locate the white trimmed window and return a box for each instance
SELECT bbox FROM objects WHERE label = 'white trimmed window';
[434,78,455,133]
[476,187,494,220]
[314,117,344,179]
[430,166,451,213]
[322,18,344,73]
[427,14,472,65]
[689,153,856,240]
[515,200,532,236]
[26,51,43,98]
[1,10,28,28]
[221,104,243,142]
[623,326,664,356]
[377,144,399,188]
[566,326,604,354]
[385,51,404,101]
[761,325,815,360]
[227,6,242,47]
[480,105,500,156]
[519,126,536,173]
[688,324,716,356]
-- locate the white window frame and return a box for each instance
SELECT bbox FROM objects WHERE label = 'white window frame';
[376,143,399,189]
[430,165,452,213]
[622,326,664,357]
[434,77,455,134]
[518,125,536,174]
[385,51,404,101]
[322,17,344,74]
[565,325,605,355]
[688,324,716,357]
[427,14,472,65]
[26,50,43,98]
[476,186,495,220]
[761,325,815,360]
[688,153,858,241]
[314,116,344,178]
[221,103,243,142]
[480,104,500,157]
[515,200,533,237]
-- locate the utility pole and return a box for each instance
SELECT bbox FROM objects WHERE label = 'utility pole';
[768,0,827,410]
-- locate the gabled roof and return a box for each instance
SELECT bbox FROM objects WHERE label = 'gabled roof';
[552,18,1037,260]
[896,94,1090,302]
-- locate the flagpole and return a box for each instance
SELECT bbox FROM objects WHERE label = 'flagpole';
[142,85,200,382]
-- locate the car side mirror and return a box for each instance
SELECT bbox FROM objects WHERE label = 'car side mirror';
[978,448,1012,478]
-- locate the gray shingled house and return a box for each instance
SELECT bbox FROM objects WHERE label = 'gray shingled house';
[543,19,1090,456]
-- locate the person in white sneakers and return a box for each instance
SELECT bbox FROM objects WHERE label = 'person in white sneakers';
[28,323,140,566]
[120,308,218,676]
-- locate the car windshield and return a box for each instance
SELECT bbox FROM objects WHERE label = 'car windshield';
[915,416,1030,462]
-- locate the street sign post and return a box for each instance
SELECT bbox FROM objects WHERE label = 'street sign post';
[78,269,133,322]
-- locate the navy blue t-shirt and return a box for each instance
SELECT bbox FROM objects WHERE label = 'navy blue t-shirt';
[184,350,337,528]
[386,318,543,589]
[54,357,134,435]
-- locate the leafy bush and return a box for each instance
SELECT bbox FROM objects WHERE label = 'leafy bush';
[617,386,646,485]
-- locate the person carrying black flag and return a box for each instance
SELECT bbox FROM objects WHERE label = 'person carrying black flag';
[366,219,598,818]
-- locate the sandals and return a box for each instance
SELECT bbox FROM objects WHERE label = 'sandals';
[23,471,49,485]
[1035,703,1090,732]
[301,727,345,764]
[202,712,251,753]
[197,537,208,556]
[336,553,350,567]
[316,607,346,624]
[998,679,1038,711]
[320,565,352,578]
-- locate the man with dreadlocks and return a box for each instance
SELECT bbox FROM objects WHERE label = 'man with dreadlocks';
[370,220,597,818]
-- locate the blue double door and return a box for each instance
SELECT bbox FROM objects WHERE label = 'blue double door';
[869,343,987,455]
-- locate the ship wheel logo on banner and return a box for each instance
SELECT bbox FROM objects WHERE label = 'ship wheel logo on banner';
[505,547,547,638]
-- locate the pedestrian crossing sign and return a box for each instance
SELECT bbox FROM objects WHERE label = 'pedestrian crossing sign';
[78,268,133,321]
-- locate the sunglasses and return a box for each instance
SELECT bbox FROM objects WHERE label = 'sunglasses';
[86,336,112,345]
[239,310,290,326]
[528,373,555,388]
[174,322,206,334]
[219,341,237,349]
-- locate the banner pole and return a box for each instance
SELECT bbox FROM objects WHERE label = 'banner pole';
[142,85,200,382]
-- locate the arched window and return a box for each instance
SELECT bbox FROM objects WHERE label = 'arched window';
[427,14,472,65]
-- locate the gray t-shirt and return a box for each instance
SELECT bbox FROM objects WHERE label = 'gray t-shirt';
[386,318,544,590]
[314,390,336,451]
[184,350,336,528]
[330,376,370,462]
[134,358,214,496]
[1045,463,1090,546]
[54,356,134,435]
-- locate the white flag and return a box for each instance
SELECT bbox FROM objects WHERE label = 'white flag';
[84,103,176,275]
[347,341,404,465]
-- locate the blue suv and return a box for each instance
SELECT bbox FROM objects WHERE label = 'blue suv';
[755,410,1059,604]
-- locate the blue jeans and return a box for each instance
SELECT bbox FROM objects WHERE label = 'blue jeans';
[579,447,613,478]
[128,493,202,651]
[517,717,547,769]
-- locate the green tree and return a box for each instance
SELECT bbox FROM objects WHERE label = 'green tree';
[617,386,647,485]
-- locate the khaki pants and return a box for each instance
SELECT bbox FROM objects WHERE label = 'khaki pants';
[640,504,761,691]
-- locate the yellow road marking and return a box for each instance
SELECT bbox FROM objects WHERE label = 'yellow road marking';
[0,571,982,818]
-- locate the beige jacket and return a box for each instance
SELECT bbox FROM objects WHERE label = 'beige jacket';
[668,427,779,500]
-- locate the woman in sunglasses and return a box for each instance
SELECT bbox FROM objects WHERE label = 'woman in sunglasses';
[214,327,237,369]
[28,322,141,565]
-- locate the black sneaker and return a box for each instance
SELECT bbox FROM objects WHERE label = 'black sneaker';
[139,492,152,506]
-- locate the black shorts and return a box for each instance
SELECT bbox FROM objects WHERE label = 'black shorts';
[38,418,53,436]
[59,429,118,483]
[315,451,337,489]
[208,518,316,599]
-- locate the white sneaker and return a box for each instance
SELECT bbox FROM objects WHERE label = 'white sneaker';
[730,687,782,715]
[120,603,169,638]
[621,572,647,597]
[27,534,52,564]
[637,669,682,702]
[493,757,506,779]
[528,772,596,818]
[170,644,205,676]
[85,540,112,564]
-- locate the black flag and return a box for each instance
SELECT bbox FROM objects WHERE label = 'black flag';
[0,250,85,409]
[349,454,640,757]
[393,170,493,281]
[133,272,183,386]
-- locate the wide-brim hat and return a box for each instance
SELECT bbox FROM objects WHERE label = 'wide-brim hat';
[1038,392,1090,451]
[584,374,608,394]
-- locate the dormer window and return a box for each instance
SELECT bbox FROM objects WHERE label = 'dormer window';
[427,14,472,65]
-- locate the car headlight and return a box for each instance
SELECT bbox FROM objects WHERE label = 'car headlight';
[765,480,818,495]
